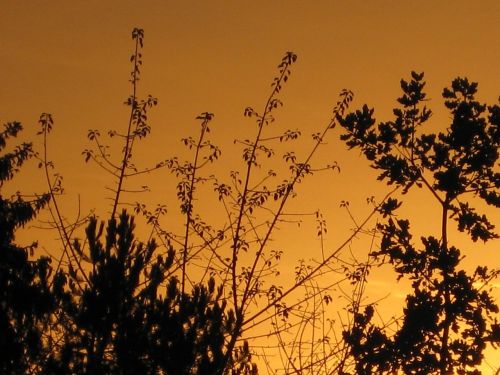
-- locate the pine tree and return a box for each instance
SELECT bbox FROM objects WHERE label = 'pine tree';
[0,121,52,373]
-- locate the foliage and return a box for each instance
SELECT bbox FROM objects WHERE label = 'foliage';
[42,211,241,375]
[1,29,256,375]
[0,121,52,373]
[339,72,500,374]
[1,28,498,375]
[77,28,360,374]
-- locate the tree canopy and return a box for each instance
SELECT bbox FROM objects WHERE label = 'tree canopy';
[0,29,498,374]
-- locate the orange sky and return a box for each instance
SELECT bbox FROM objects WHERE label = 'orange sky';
[2,1,499,372]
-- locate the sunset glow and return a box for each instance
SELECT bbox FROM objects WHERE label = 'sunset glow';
[2,1,499,373]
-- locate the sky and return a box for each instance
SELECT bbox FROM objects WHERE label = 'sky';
[2,1,499,372]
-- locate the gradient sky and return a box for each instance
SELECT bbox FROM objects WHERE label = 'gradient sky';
[2,1,499,371]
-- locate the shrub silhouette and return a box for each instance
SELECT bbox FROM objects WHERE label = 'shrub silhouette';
[44,211,239,374]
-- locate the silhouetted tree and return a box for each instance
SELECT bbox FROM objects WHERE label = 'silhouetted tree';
[2,27,499,375]
[27,28,258,375]
[77,27,357,375]
[0,121,53,373]
[41,211,240,375]
[340,72,500,374]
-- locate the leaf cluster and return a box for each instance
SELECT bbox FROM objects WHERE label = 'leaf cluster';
[339,72,499,374]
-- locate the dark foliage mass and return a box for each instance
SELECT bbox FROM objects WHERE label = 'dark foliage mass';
[339,72,500,374]
[44,212,234,375]
[0,124,252,374]
[1,29,498,375]
[0,122,52,374]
